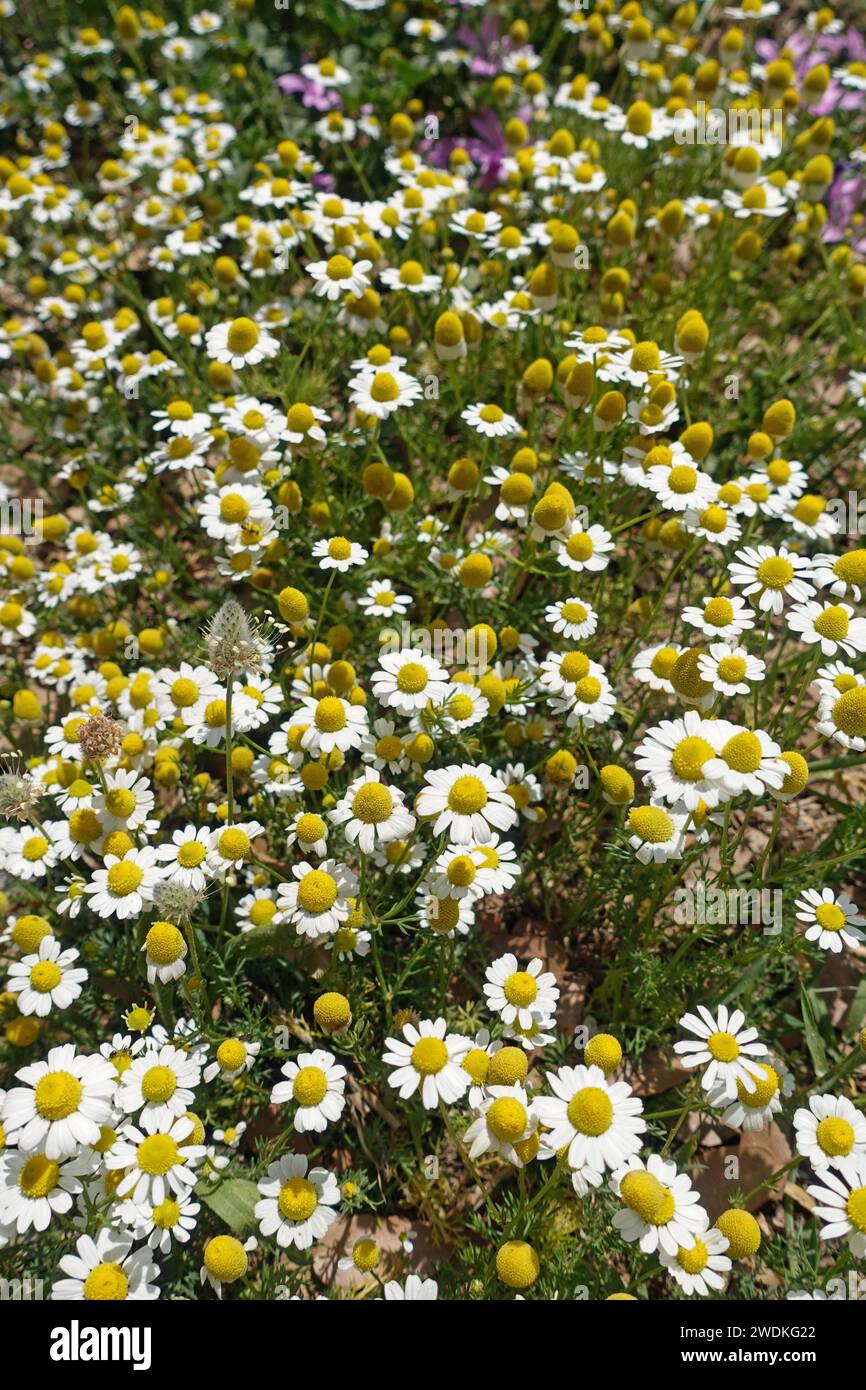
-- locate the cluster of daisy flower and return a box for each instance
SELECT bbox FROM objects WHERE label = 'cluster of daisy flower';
[0,0,865,1304]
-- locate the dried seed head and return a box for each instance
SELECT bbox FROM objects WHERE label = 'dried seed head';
[152,879,206,925]
[203,599,274,679]
[78,714,124,762]
[0,756,41,821]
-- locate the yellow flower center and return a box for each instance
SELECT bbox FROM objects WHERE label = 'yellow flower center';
[567,1086,613,1136]
[756,555,794,589]
[736,1063,779,1108]
[814,606,849,641]
[815,903,846,932]
[717,656,747,684]
[411,1037,448,1074]
[447,774,488,814]
[816,1116,855,1156]
[226,317,260,353]
[177,840,206,868]
[846,1186,866,1234]
[351,782,394,823]
[278,1177,318,1222]
[628,805,674,843]
[19,1153,61,1198]
[293,1066,328,1106]
[315,696,347,732]
[107,862,143,896]
[141,1066,177,1103]
[216,1039,247,1071]
[29,961,62,992]
[83,1263,129,1301]
[707,1030,739,1062]
[137,1133,180,1175]
[297,869,338,914]
[671,735,716,781]
[721,730,762,773]
[487,1097,528,1142]
[35,1071,83,1120]
[677,1238,708,1275]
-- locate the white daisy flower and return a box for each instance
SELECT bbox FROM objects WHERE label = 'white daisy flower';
[461,401,521,438]
[372,647,449,715]
[673,1004,768,1099]
[255,1153,340,1249]
[270,1049,347,1134]
[483,952,559,1030]
[627,803,689,864]
[464,1083,539,1166]
[3,1044,116,1158]
[205,315,279,369]
[277,859,358,939]
[106,1113,206,1206]
[84,847,160,921]
[728,545,815,615]
[794,887,866,953]
[612,1153,709,1255]
[51,1228,161,1301]
[0,1148,87,1234]
[312,535,369,572]
[794,1093,866,1170]
[116,1044,202,1127]
[660,1224,732,1295]
[382,1017,471,1109]
[6,938,87,1018]
[534,1064,645,1184]
[808,1158,866,1257]
[786,600,866,658]
[417,762,519,845]
[328,769,416,855]
[155,824,213,890]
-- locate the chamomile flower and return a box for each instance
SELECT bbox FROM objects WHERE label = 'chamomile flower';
[786,600,866,658]
[417,762,518,844]
[205,315,279,369]
[534,1065,645,1183]
[673,1005,768,1099]
[710,1055,794,1132]
[794,887,866,953]
[6,939,87,1018]
[794,1094,866,1171]
[277,859,358,938]
[312,535,369,572]
[3,1045,116,1158]
[255,1153,340,1249]
[464,1083,539,1166]
[329,769,416,854]
[0,1149,86,1234]
[51,1228,160,1301]
[382,1018,470,1109]
[808,1158,866,1257]
[372,647,449,714]
[697,643,766,697]
[461,402,521,438]
[728,545,815,615]
[483,953,559,1030]
[660,1225,732,1296]
[627,803,689,864]
[612,1154,709,1256]
[106,1113,206,1206]
[270,1050,347,1134]
[116,1044,201,1126]
[84,847,160,920]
